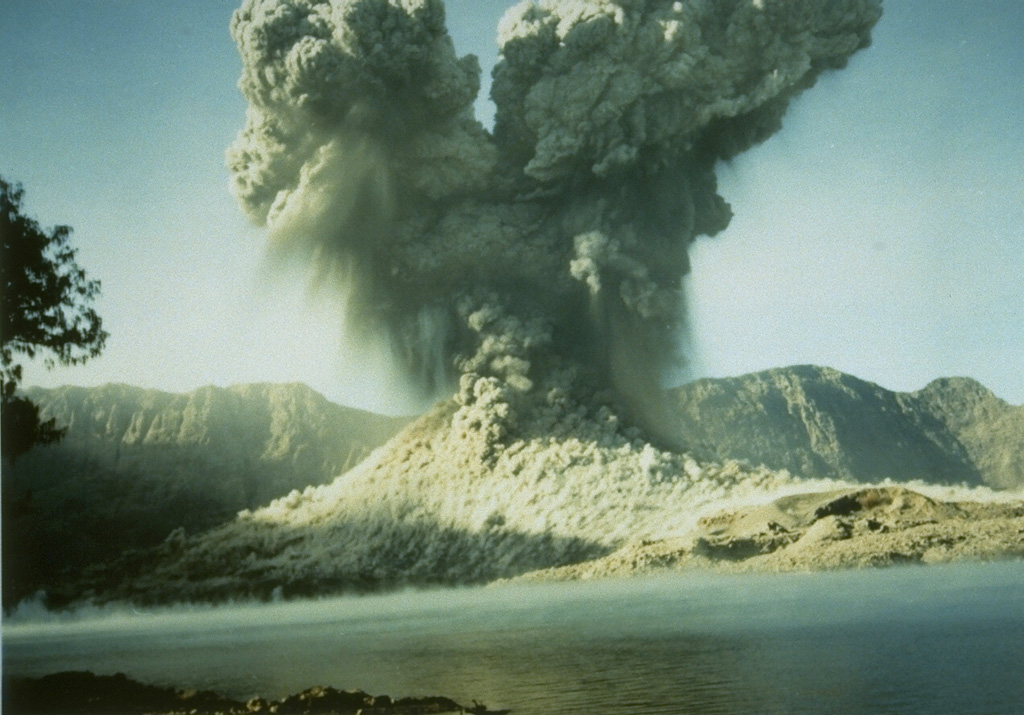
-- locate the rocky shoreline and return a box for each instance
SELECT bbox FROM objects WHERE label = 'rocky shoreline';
[3,671,507,715]
[509,486,1024,582]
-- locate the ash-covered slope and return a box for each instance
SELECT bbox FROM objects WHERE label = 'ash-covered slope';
[86,379,845,606]
[668,366,1024,488]
[510,486,1024,582]
[2,383,407,607]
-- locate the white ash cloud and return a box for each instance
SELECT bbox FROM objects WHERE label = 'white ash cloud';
[227,0,882,416]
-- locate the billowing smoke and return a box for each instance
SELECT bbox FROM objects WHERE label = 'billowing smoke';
[228,0,882,429]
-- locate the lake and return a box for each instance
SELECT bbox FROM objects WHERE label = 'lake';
[5,561,1024,714]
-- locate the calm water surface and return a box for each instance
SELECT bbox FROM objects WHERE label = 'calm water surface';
[5,561,1024,714]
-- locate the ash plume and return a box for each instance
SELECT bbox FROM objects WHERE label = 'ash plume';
[227,0,882,426]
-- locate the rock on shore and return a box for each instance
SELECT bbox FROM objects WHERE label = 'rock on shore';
[2,670,475,714]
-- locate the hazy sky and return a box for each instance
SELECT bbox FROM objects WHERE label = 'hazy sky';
[1,1,1021,413]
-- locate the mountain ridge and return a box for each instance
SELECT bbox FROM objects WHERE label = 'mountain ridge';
[667,365,1022,488]
[2,382,409,607]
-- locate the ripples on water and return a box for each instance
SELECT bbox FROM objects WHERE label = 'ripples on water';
[5,561,1024,714]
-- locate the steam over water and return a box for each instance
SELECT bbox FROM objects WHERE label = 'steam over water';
[7,563,1024,714]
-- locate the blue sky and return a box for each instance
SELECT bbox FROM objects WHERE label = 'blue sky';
[1,1,1021,412]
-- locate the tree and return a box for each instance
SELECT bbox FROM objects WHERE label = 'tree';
[1,176,108,462]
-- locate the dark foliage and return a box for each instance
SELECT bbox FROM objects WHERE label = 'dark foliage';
[0,393,65,463]
[1,176,107,462]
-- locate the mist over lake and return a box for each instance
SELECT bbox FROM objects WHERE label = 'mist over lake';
[7,561,1024,714]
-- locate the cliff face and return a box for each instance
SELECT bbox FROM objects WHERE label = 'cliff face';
[910,377,1024,489]
[16,382,407,503]
[2,383,408,606]
[667,366,1023,488]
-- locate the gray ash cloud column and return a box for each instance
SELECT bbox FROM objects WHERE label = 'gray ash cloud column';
[226,0,882,434]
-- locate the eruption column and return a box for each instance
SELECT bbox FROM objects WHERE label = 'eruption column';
[228,0,882,431]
